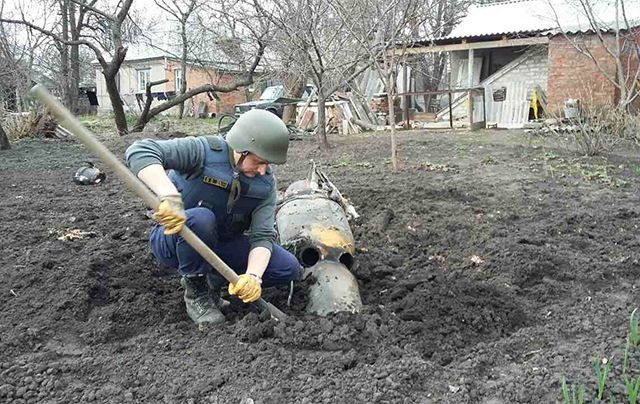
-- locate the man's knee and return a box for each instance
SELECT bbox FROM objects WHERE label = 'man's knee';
[283,251,302,281]
[264,246,301,286]
[185,207,217,244]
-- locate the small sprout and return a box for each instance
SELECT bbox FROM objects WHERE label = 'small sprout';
[561,377,585,404]
[593,356,612,400]
[623,336,631,375]
[624,376,640,404]
[630,308,639,350]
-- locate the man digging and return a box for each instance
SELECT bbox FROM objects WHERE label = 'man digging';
[125,110,301,325]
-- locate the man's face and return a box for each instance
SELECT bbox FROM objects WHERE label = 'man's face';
[238,153,270,177]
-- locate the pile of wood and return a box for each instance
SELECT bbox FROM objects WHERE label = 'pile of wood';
[295,91,381,135]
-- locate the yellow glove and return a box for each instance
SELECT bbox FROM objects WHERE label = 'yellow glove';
[153,194,186,235]
[228,274,262,303]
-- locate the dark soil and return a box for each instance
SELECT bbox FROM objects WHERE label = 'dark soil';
[1,128,639,403]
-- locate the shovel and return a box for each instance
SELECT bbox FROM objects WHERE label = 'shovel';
[29,84,287,322]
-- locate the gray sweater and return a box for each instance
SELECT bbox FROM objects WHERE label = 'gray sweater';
[126,136,277,252]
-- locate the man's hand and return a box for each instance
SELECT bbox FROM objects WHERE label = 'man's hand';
[153,194,186,235]
[228,274,262,303]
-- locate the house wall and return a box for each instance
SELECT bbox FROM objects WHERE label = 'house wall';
[547,34,618,111]
[170,61,251,116]
[94,58,250,117]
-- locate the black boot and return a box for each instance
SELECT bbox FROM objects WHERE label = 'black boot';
[180,275,226,325]
[206,272,230,309]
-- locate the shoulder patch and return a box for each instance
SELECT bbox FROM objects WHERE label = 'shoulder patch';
[205,136,223,151]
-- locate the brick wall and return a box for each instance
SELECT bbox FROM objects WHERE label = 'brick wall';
[165,61,251,116]
[547,34,618,111]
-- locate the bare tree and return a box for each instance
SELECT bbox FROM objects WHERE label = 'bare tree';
[549,0,640,111]
[330,0,422,169]
[153,0,200,119]
[261,0,371,148]
[0,2,50,112]
[1,0,138,134]
[130,0,269,132]
[412,0,471,111]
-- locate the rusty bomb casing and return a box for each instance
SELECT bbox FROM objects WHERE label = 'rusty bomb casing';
[276,173,363,316]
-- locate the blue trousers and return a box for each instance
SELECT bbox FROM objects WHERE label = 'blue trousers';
[149,207,300,287]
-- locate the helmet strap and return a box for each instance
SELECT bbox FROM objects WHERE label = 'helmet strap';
[227,151,248,213]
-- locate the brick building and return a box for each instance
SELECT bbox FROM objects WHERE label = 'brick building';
[406,0,640,128]
[93,46,254,117]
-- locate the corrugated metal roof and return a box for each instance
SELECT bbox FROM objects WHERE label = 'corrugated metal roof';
[439,0,640,40]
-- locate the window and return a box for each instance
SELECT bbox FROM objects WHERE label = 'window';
[137,69,151,92]
[175,68,183,92]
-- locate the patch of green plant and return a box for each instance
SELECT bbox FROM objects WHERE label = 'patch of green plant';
[631,308,639,350]
[594,357,613,400]
[454,144,468,153]
[580,164,629,188]
[333,153,371,168]
[561,377,585,404]
[624,336,632,375]
[625,376,640,404]
[561,308,640,403]
[543,151,559,161]
[125,113,139,128]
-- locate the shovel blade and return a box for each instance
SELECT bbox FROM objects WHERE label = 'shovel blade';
[306,260,363,316]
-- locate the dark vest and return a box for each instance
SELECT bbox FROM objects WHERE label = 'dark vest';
[168,136,274,239]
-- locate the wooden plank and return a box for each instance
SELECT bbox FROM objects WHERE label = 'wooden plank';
[295,88,317,126]
[299,110,315,130]
[391,36,549,55]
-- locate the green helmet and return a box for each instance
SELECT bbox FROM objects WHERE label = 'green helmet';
[226,109,289,164]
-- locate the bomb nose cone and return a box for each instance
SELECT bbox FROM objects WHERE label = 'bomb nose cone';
[306,260,363,316]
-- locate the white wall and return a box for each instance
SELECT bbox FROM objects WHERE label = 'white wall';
[94,58,170,114]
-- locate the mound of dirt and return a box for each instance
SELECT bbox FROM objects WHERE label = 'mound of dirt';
[1,130,639,403]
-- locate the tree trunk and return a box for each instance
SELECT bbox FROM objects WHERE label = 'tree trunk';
[60,0,71,109]
[104,71,128,135]
[317,94,329,148]
[69,0,80,114]
[387,71,397,171]
[0,123,10,150]
[178,24,188,119]
[282,75,305,124]
[132,79,169,132]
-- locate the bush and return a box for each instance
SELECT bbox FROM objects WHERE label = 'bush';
[548,105,640,156]
[2,111,42,141]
